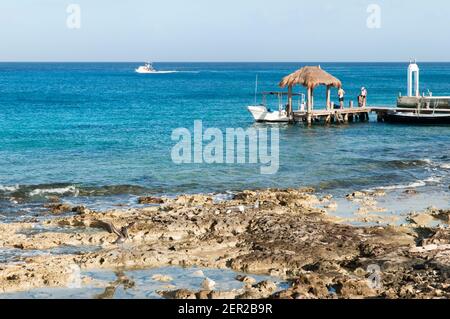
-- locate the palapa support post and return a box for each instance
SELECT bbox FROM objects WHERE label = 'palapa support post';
[287,85,293,122]
[307,87,312,125]
[326,86,331,110]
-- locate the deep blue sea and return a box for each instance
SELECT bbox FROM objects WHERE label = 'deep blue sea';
[0,62,449,218]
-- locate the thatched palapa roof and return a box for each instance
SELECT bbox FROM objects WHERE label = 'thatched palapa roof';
[279,66,342,89]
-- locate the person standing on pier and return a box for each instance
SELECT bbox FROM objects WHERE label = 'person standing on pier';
[358,94,364,107]
[360,87,368,107]
[338,87,346,109]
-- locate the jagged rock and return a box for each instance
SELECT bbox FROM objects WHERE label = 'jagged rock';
[421,228,450,245]
[44,203,72,214]
[431,209,450,223]
[333,278,378,299]
[253,280,277,294]
[408,213,434,226]
[157,289,197,299]
[346,191,366,200]
[208,290,239,299]
[138,196,164,204]
[237,290,259,299]
[47,196,61,203]
[202,278,216,290]
[236,280,278,299]
[195,290,211,299]
[359,242,386,257]
[72,206,91,215]
[235,275,256,285]
[321,194,333,202]
[290,274,330,299]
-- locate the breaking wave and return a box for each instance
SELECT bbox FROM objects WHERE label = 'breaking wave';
[0,185,20,192]
[369,176,443,191]
[0,183,153,202]
[29,185,80,197]
[372,181,427,191]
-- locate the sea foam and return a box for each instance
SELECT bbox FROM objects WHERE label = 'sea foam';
[0,185,19,192]
[29,185,80,197]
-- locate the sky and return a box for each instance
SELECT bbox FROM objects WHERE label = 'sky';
[0,0,449,62]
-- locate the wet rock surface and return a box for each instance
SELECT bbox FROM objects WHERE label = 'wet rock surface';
[0,188,449,299]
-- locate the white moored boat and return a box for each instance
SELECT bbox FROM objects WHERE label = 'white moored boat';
[247,105,290,123]
[248,92,305,123]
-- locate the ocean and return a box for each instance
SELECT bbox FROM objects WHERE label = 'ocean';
[0,62,449,221]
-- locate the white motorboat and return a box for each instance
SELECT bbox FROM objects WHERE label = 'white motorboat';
[135,62,157,74]
[248,92,305,123]
[247,105,290,123]
[135,62,177,74]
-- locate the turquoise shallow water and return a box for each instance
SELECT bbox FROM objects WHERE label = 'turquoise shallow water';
[0,62,449,217]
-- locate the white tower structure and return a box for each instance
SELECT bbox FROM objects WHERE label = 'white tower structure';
[407,59,420,97]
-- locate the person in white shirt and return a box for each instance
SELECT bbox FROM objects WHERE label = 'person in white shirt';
[360,87,368,107]
[338,88,346,109]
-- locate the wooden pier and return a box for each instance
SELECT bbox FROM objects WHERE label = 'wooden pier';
[273,65,450,126]
[293,107,371,124]
[291,105,450,124]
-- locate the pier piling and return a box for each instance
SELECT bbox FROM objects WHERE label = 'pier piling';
[293,107,371,125]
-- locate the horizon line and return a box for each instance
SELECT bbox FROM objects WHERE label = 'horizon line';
[1,60,450,64]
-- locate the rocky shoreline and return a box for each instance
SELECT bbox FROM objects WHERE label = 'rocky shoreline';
[0,188,449,299]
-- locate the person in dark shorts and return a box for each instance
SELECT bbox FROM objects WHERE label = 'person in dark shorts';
[358,94,364,107]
